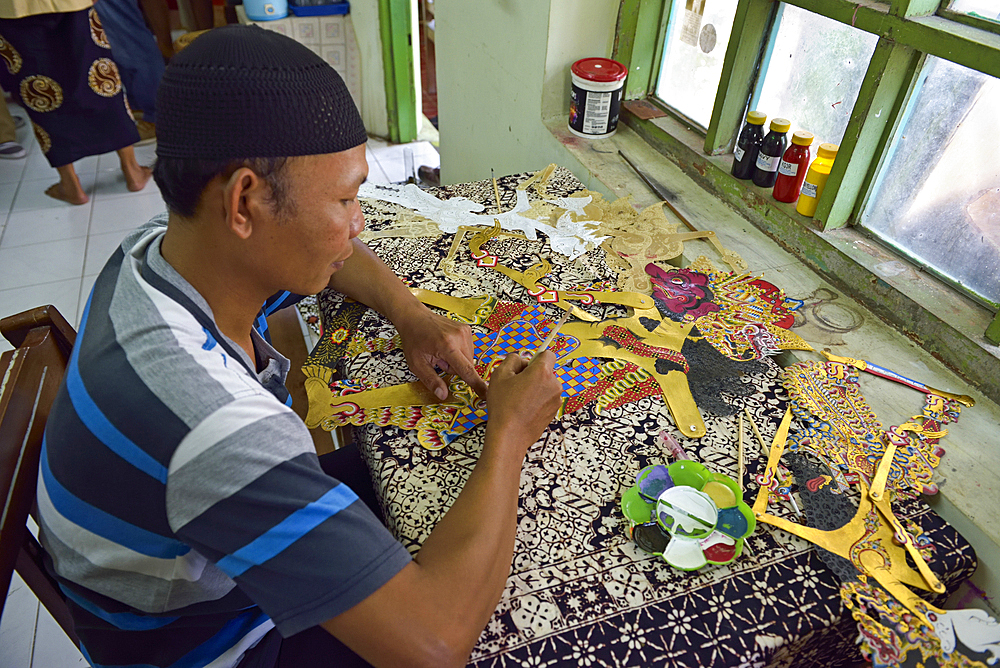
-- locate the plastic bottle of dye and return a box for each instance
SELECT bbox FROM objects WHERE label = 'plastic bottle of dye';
[752,118,790,188]
[795,143,839,217]
[772,131,814,203]
[731,111,767,180]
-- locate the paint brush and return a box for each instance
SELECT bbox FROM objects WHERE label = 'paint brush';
[744,407,768,457]
[657,430,690,460]
[531,311,570,360]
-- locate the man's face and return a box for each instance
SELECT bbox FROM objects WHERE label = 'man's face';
[260,144,368,295]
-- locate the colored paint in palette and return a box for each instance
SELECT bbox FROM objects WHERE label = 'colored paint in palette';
[620,462,755,570]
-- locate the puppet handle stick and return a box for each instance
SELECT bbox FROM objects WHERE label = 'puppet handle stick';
[820,351,974,407]
[737,414,745,491]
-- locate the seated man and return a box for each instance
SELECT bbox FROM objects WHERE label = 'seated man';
[39,25,563,668]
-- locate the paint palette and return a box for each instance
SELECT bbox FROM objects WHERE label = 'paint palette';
[620,462,755,570]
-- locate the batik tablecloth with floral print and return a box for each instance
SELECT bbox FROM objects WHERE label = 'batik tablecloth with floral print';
[297,168,975,668]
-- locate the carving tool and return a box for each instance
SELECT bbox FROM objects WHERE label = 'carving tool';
[820,350,975,407]
[531,311,570,360]
[617,150,697,232]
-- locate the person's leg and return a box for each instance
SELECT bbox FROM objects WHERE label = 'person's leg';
[0,90,26,158]
[137,0,174,61]
[0,95,17,143]
[117,145,153,191]
[47,164,89,204]
[190,0,214,31]
[93,0,165,123]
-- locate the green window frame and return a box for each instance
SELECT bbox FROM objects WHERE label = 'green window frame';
[613,0,1000,342]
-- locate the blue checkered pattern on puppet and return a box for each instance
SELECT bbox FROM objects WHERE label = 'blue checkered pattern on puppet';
[446,403,490,438]
[558,357,603,397]
[442,352,603,440]
[474,313,545,366]
[437,308,608,441]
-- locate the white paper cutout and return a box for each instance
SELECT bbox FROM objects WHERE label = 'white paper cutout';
[359,183,607,260]
[933,608,1000,664]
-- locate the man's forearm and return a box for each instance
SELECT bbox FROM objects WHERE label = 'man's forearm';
[407,429,525,642]
[327,238,424,323]
[320,429,527,668]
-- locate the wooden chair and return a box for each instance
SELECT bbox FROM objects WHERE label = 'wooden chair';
[0,305,79,647]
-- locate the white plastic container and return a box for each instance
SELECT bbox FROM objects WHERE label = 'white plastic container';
[569,58,627,139]
[245,0,288,21]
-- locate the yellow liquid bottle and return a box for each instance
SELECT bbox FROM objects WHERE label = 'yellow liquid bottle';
[795,143,839,217]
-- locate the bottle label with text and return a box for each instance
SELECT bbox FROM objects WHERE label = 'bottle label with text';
[800,181,819,198]
[734,146,745,163]
[778,160,798,177]
[755,153,780,172]
[582,92,612,134]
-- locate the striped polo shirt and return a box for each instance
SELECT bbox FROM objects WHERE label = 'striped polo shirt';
[39,215,411,668]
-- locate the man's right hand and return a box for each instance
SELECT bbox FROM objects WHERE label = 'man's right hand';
[485,351,563,455]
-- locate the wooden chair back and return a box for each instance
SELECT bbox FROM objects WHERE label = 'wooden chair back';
[0,305,79,646]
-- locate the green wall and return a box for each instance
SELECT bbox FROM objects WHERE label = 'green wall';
[434,0,620,190]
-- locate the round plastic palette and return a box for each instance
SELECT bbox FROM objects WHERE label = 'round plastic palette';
[620,462,755,570]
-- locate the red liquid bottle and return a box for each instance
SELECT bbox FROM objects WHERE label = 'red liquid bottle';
[772,131,814,203]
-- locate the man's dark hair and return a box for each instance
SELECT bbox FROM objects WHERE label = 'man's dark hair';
[153,156,292,219]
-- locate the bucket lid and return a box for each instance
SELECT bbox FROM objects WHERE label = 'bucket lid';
[572,58,627,83]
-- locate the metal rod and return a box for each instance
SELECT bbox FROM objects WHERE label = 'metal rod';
[617,150,697,232]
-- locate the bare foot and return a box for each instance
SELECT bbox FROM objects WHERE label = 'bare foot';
[123,164,153,192]
[45,182,89,205]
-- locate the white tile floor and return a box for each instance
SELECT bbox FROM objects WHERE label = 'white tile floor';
[0,100,440,665]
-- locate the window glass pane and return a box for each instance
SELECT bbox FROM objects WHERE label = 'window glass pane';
[654,0,739,128]
[754,4,878,146]
[948,0,1000,21]
[861,57,1000,307]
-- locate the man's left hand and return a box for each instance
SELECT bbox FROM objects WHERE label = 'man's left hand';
[395,305,487,401]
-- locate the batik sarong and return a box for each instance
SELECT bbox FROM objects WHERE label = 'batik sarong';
[0,7,139,167]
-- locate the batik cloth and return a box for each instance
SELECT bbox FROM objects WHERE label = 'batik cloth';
[297,167,977,668]
[0,7,139,167]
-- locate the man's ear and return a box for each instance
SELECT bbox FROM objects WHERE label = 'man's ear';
[222,167,265,240]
